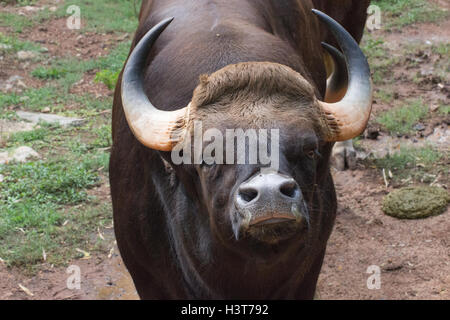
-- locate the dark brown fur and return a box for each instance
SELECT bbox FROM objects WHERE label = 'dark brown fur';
[110,0,370,299]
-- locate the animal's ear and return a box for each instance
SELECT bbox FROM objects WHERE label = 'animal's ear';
[323,46,334,79]
[121,17,192,151]
[322,43,348,103]
[312,9,373,142]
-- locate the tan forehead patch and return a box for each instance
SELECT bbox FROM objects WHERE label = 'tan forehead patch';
[191,62,316,109]
[187,62,327,136]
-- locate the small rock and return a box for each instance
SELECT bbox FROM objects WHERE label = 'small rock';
[430,104,440,112]
[0,75,25,93]
[414,123,425,132]
[365,218,383,226]
[356,150,368,161]
[366,127,380,140]
[24,6,39,12]
[0,146,40,164]
[7,75,23,83]
[42,107,51,113]
[0,44,12,50]
[0,119,34,135]
[17,50,38,61]
[16,111,85,128]
[11,146,40,163]
[16,80,27,90]
[116,33,129,41]
[407,290,417,297]
[382,261,404,272]
[422,127,434,137]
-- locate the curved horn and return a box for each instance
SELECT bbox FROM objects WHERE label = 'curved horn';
[121,17,190,151]
[322,42,348,103]
[312,9,373,142]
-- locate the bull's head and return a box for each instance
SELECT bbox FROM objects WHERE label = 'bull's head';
[120,10,372,249]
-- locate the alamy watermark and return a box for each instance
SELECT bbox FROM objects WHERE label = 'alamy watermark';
[66,5,81,30]
[171,121,280,172]
[66,265,81,290]
[366,5,382,31]
[366,265,381,290]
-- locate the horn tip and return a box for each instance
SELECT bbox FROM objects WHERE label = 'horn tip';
[311,9,324,17]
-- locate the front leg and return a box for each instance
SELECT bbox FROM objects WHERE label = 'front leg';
[331,140,356,171]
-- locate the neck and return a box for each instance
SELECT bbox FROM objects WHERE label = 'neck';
[162,177,326,299]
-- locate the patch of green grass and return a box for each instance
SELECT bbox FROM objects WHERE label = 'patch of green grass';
[0,7,56,33]
[7,127,50,144]
[370,145,446,184]
[6,123,62,148]
[0,87,61,113]
[0,150,111,270]
[31,66,68,80]
[0,12,33,33]
[0,32,43,53]
[431,43,450,82]
[32,40,130,93]
[362,36,386,59]
[0,0,134,274]
[91,125,112,148]
[374,89,394,104]
[0,202,112,271]
[361,35,398,85]
[438,104,450,116]
[376,0,449,29]
[0,158,100,206]
[95,41,131,73]
[94,69,120,90]
[376,99,429,135]
[431,43,450,56]
[35,57,97,92]
[0,86,113,117]
[373,145,442,171]
[57,0,141,33]
[3,0,39,5]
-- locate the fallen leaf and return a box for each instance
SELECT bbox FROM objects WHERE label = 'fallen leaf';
[18,284,34,297]
[97,227,105,240]
[75,248,91,260]
[108,248,114,259]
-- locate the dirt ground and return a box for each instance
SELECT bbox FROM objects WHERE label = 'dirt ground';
[0,2,448,300]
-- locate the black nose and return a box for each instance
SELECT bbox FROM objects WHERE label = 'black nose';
[237,175,300,206]
[235,171,307,223]
[233,171,309,242]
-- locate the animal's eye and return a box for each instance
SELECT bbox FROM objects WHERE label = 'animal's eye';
[306,149,316,159]
[304,148,320,160]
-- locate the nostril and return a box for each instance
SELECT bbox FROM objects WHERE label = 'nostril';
[280,181,299,198]
[238,187,258,203]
